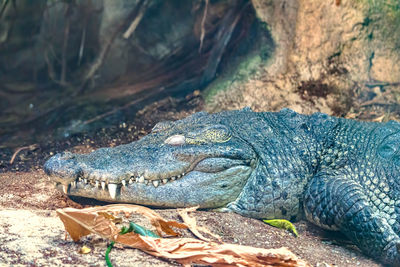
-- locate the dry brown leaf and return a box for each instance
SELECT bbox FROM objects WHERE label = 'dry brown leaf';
[97,211,123,223]
[57,204,309,266]
[177,206,222,242]
[78,245,91,254]
[117,234,309,266]
[371,114,386,122]
[56,204,187,240]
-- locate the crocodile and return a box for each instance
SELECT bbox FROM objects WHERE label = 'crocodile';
[44,108,400,265]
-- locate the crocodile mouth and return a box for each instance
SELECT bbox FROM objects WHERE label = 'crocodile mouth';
[55,170,187,199]
[53,156,254,203]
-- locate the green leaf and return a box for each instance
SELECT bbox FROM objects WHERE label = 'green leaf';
[130,222,160,238]
[105,222,159,267]
[263,219,298,237]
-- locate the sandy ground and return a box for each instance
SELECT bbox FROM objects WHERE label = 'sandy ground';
[0,169,382,267]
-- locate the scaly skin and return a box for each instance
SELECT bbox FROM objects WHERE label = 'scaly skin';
[44,108,400,265]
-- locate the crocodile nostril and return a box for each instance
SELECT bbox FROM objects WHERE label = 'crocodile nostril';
[60,151,76,160]
[44,152,81,179]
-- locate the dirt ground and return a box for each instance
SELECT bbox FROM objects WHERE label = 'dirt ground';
[0,171,381,267]
[0,93,384,266]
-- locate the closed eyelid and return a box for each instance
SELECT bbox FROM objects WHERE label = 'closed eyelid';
[378,145,396,157]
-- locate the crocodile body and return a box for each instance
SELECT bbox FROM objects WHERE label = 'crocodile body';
[44,108,400,265]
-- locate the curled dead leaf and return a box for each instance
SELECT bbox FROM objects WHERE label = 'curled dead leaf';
[56,204,187,241]
[56,204,309,266]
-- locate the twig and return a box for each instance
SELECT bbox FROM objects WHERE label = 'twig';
[78,0,147,95]
[365,81,400,88]
[78,30,114,93]
[201,2,249,85]
[78,1,101,66]
[360,101,398,107]
[10,144,38,164]
[123,0,148,39]
[198,0,209,53]
[61,3,72,85]
[44,49,63,86]
[360,91,399,107]
[77,21,86,66]
[0,0,9,19]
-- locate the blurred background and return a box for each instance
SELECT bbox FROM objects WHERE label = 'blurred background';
[1,0,400,170]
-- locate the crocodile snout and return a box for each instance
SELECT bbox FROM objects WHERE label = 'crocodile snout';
[44,152,82,181]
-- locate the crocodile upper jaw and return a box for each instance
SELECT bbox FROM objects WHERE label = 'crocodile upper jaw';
[53,162,253,207]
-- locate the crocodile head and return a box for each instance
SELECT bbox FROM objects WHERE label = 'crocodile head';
[44,111,258,208]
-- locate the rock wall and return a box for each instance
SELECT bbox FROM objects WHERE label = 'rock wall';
[207,0,400,119]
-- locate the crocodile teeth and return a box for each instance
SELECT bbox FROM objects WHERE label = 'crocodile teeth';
[138,176,145,183]
[71,181,76,188]
[62,185,68,194]
[84,179,87,184]
[89,172,187,188]
[108,183,117,199]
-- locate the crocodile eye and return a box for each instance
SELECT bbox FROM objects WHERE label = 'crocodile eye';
[152,121,174,133]
[186,125,232,144]
[203,125,232,142]
[378,144,396,159]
